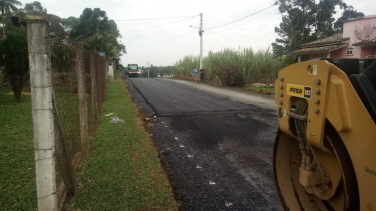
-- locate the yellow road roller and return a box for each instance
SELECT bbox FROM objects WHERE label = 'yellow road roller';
[273,58,376,210]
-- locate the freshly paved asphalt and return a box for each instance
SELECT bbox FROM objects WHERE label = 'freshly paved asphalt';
[125,78,282,211]
[127,78,251,115]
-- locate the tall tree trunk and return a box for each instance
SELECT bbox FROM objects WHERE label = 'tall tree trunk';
[1,0,4,38]
[2,15,4,38]
[10,76,22,102]
[11,75,24,102]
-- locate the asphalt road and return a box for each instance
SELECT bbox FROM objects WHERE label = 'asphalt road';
[125,78,282,211]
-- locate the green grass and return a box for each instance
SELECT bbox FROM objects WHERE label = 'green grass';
[0,89,37,210]
[0,81,178,210]
[73,80,179,210]
[244,86,275,93]
[114,70,122,79]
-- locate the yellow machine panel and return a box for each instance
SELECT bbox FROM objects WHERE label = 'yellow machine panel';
[273,59,376,211]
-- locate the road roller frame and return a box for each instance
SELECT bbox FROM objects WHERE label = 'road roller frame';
[273,59,376,210]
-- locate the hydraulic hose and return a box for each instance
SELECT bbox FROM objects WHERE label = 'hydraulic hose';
[293,99,326,191]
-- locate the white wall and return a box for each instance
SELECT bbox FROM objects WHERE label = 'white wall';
[108,65,114,79]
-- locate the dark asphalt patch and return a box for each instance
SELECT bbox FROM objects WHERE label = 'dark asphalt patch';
[124,79,283,211]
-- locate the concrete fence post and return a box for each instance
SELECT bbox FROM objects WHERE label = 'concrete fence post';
[108,63,114,80]
[90,53,98,130]
[76,46,89,155]
[25,15,57,210]
[103,59,107,98]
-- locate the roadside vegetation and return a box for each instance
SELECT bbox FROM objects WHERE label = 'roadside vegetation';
[2,1,177,209]
[174,47,283,87]
[72,79,178,210]
[243,86,275,95]
[1,1,126,101]
[0,80,178,210]
[140,65,176,78]
[272,0,364,58]
[0,89,37,210]
[173,0,364,89]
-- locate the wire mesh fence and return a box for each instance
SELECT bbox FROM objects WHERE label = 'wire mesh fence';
[50,40,107,206]
[25,16,110,210]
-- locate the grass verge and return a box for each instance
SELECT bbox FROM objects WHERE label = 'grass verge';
[243,86,275,95]
[72,79,179,210]
[0,89,37,210]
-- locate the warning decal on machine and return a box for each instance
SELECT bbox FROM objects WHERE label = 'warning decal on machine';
[287,84,312,99]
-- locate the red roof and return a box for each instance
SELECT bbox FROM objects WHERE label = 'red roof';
[353,37,376,47]
[290,34,349,55]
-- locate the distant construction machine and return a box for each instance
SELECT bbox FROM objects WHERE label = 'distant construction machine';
[273,58,376,210]
[128,64,139,78]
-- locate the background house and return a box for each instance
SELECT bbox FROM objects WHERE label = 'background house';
[291,15,376,62]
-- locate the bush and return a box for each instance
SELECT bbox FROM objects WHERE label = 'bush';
[281,55,294,68]
[225,67,244,87]
[0,70,8,88]
[0,32,29,102]
[173,47,282,86]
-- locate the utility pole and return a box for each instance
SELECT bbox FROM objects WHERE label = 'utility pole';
[148,61,149,78]
[189,13,204,69]
[199,13,203,69]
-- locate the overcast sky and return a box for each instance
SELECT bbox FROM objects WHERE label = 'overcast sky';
[27,0,373,67]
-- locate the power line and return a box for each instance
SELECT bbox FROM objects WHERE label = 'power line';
[206,3,277,31]
[204,0,256,24]
[123,34,193,45]
[121,17,196,33]
[205,2,270,27]
[203,0,250,22]
[126,30,194,34]
[206,8,278,34]
[114,15,198,21]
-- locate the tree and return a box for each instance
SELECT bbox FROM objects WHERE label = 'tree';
[81,32,125,58]
[0,32,29,102]
[159,66,176,76]
[140,65,159,77]
[272,0,364,58]
[22,1,71,37]
[272,0,317,58]
[70,8,126,58]
[47,13,67,37]
[333,5,364,33]
[117,63,123,71]
[70,8,112,40]
[108,20,120,38]
[1,0,22,38]
[24,1,46,14]
[62,16,78,34]
[315,0,342,38]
